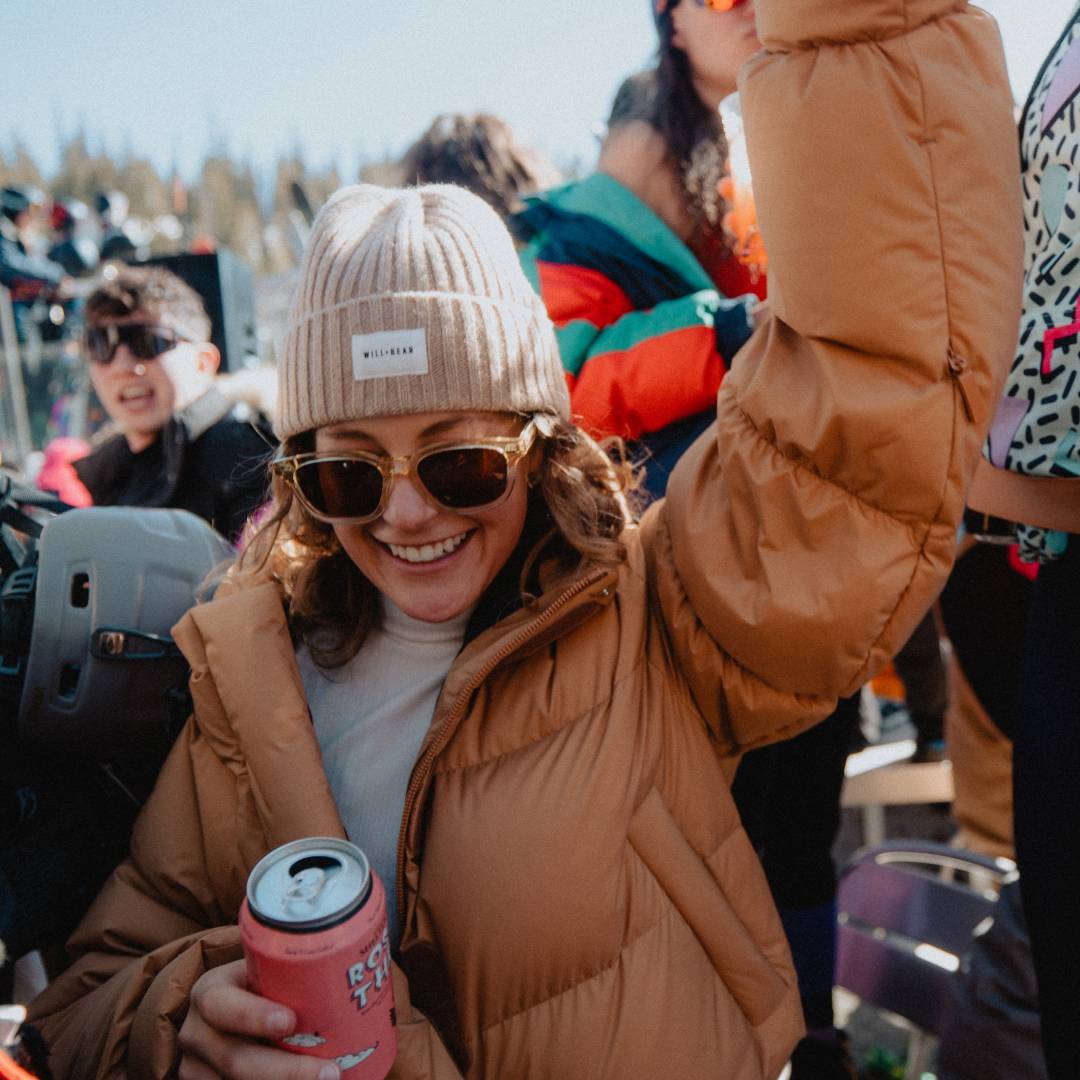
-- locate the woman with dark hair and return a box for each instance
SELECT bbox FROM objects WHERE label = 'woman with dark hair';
[650,0,760,280]
[515,1,763,503]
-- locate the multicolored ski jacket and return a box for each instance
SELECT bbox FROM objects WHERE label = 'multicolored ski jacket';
[515,174,758,471]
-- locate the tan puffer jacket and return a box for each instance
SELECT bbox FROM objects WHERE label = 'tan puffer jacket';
[29,2,1022,1077]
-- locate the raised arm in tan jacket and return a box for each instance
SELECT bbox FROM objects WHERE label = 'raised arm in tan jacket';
[647,0,1022,750]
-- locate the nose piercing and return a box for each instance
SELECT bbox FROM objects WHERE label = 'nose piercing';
[134,363,146,376]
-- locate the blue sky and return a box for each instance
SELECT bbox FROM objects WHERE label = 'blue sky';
[3,1,1074,182]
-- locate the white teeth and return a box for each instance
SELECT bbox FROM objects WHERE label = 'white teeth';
[387,531,468,564]
[120,386,151,401]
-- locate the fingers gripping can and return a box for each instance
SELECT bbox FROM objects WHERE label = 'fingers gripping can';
[240,838,397,1077]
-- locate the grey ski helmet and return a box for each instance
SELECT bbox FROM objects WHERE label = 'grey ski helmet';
[17,507,233,758]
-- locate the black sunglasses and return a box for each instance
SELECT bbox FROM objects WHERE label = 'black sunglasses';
[272,420,539,524]
[83,323,185,366]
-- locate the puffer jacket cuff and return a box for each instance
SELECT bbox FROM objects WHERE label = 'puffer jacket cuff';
[713,296,756,366]
[127,927,243,1078]
[757,0,967,50]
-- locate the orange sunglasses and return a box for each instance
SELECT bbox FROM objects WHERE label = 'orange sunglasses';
[655,0,747,13]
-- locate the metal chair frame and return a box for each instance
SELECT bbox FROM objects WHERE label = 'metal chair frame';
[836,841,1016,1080]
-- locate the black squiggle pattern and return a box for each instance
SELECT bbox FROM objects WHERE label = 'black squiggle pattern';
[1000,20,1080,479]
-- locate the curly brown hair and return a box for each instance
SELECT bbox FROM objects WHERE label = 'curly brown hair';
[399,114,561,226]
[237,416,642,668]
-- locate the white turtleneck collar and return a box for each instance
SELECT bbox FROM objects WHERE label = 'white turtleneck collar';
[378,595,474,647]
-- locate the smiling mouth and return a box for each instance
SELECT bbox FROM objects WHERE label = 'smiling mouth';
[379,530,472,565]
[119,386,153,403]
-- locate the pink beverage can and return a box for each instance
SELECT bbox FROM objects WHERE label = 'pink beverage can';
[240,837,396,1078]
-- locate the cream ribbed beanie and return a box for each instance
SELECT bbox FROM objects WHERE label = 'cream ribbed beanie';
[275,183,569,438]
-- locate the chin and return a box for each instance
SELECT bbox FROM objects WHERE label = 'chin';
[363,535,494,624]
[371,563,479,624]
[394,591,476,624]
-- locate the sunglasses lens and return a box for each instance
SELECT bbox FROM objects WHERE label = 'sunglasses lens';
[84,326,111,364]
[131,329,176,360]
[295,458,384,520]
[84,324,177,364]
[418,447,509,509]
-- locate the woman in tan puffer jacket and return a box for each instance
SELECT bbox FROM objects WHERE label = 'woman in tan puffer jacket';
[29,3,1022,1078]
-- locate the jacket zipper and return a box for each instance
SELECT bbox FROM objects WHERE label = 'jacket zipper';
[947,348,977,424]
[395,570,610,925]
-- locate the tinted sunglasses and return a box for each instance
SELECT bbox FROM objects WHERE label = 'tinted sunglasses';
[655,0,747,14]
[272,420,539,524]
[83,323,184,366]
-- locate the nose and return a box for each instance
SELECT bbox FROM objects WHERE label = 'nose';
[110,344,141,370]
[379,473,438,531]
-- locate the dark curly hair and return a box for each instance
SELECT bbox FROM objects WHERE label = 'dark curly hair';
[608,3,730,239]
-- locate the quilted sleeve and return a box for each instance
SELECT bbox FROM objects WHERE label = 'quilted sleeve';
[646,0,1023,752]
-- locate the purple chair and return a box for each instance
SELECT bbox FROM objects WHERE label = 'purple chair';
[836,841,1016,1079]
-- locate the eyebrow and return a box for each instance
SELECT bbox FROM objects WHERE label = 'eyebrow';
[321,417,482,446]
[421,417,474,438]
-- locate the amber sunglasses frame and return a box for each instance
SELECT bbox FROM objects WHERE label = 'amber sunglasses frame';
[272,420,539,524]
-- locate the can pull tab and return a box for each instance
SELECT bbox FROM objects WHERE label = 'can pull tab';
[283,855,341,915]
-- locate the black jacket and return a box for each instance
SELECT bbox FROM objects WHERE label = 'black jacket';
[0,219,66,296]
[74,387,272,542]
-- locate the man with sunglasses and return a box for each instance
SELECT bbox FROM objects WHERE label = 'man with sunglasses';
[73,265,271,541]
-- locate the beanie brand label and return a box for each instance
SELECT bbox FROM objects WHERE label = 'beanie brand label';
[352,329,429,380]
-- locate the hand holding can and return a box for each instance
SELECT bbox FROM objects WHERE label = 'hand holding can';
[239,838,397,1080]
[177,959,341,1080]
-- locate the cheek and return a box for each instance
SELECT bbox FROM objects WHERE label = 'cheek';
[685,16,743,70]
[149,370,177,406]
[333,524,373,573]
[157,359,187,393]
[88,367,110,399]
[486,484,529,561]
